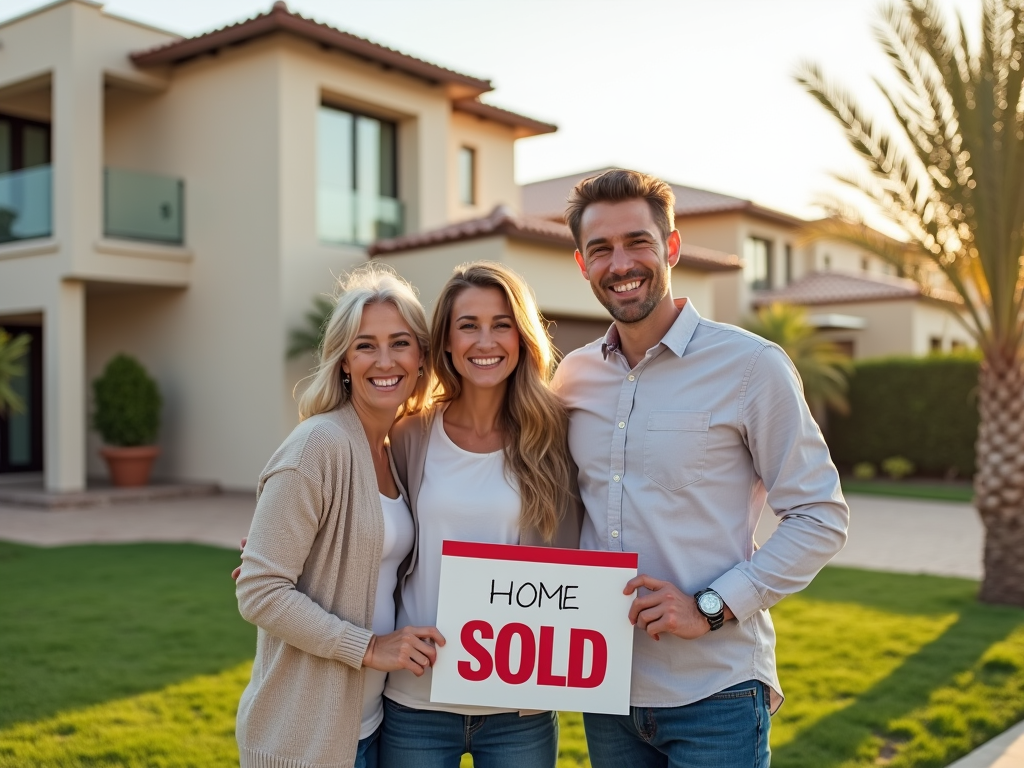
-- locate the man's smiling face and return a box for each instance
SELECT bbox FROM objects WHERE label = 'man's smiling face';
[574,198,681,324]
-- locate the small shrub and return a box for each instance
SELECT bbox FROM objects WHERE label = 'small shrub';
[92,355,162,447]
[853,462,877,480]
[882,456,915,480]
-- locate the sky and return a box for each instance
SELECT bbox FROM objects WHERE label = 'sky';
[0,0,981,221]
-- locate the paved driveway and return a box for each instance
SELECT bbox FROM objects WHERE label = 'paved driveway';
[0,491,985,580]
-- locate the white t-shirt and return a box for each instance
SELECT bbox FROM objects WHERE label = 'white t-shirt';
[360,492,415,738]
[384,412,521,714]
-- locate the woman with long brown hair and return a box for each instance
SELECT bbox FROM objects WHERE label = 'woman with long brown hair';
[381,261,580,768]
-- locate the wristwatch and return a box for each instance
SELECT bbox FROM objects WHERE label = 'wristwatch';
[694,588,725,631]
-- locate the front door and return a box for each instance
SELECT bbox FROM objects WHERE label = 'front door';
[0,325,43,474]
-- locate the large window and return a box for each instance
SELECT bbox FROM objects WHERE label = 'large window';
[458,146,476,206]
[317,105,401,245]
[743,237,772,290]
[0,113,51,243]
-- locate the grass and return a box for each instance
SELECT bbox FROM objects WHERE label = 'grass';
[840,479,975,503]
[1,542,1022,768]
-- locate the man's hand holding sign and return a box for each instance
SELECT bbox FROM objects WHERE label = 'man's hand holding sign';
[430,541,637,715]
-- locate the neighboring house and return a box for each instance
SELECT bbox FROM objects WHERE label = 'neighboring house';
[752,271,972,359]
[0,0,555,491]
[523,169,972,356]
[369,205,740,356]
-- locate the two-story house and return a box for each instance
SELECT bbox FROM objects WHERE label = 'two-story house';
[0,0,557,492]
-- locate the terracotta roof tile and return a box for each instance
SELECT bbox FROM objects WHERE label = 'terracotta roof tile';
[130,2,491,98]
[369,206,740,272]
[752,270,961,306]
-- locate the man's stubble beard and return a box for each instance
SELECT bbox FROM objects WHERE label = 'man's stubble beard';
[592,267,670,325]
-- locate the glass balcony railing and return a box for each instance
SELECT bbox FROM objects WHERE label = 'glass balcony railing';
[104,167,184,245]
[0,165,52,244]
[318,188,404,245]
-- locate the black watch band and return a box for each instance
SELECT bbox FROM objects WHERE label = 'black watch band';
[694,588,725,631]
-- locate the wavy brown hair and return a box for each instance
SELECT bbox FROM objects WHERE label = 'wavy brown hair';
[431,261,572,542]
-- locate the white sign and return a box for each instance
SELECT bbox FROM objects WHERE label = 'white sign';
[430,540,638,715]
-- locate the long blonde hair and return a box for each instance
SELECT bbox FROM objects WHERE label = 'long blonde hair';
[298,263,430,421]
[431,261,572,542]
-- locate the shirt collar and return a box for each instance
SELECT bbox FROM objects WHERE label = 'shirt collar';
[601,298,701,360]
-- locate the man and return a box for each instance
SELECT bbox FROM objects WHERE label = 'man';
[551,169,849,768]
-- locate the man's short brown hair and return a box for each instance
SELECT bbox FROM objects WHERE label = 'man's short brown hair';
[564,169,676,251]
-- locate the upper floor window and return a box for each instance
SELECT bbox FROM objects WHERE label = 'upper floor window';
[458,146,476,206]
[317,105,401,245]
[744,236,772,290]
[0,113,52,244]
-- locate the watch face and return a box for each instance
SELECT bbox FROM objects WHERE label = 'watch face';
[698,592,723,615]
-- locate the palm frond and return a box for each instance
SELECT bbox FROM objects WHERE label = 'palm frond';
[287,295,336,361]
[0,329,30,414]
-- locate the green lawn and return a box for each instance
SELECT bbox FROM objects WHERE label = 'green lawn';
[841,479,975,503]
[1,541,1022,768]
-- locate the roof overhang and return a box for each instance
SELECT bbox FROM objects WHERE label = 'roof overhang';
[130,2,492,100]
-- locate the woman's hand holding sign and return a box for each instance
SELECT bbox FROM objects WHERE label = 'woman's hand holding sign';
[625,575,734,640]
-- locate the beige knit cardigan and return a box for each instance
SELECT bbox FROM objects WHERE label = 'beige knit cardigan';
[236,404,399,768]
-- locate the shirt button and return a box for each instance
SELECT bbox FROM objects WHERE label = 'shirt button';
[613,474,620,482]
[618,421,625,429]
[611,530,619,538]
[628,374,635,381]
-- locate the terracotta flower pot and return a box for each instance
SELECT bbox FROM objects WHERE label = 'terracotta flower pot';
[99,445,161,487]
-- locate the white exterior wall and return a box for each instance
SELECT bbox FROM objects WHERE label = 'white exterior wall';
[449,111,521,219]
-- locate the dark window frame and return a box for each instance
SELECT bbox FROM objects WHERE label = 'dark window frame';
[319,102,399,200]
[0,112,52,172]
[0,324,44,474]
[458,145,476,206]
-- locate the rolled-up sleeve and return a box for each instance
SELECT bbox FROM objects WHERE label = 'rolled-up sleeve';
[236,467,373,668]
[710,344,850,622]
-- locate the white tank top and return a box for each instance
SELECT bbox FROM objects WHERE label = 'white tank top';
[384,412,521,715]
[360,492,415,738]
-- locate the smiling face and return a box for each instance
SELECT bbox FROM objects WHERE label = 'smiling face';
[445,286,521,393]
[574,198,681,324]
[341,301,424,417]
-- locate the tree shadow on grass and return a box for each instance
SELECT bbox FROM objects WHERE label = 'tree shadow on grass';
[772,567,1024,768]
[0,541,255,728]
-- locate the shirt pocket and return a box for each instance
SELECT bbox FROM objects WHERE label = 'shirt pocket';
[643,410,711,490]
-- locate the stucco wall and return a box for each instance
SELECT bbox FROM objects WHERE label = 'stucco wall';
[448,110,521,219]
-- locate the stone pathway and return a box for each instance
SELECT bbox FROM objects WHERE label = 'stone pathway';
[0,490,1018,767]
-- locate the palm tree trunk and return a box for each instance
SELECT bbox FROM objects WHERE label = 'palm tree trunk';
[975,355,1024,607]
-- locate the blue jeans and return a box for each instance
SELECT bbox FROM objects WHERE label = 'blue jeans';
[583,680,771,768]
[380,697,558,768]
[354,725,379,768]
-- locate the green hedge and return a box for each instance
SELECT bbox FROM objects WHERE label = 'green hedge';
[827,353,980,478]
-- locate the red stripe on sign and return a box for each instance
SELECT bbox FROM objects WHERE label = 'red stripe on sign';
[441,540,638,569]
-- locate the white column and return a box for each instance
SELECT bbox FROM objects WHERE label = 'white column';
[43,280,85,492]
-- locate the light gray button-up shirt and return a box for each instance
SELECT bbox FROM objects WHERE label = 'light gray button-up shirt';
[551,298,849,710]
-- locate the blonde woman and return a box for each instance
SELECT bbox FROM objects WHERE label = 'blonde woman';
[235,264,444,768]
[381,261,581,768]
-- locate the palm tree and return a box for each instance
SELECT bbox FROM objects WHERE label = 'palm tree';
[742,302,853,423]
[0,328,30,415]
[287,295,335,360]
[796,0,1024,605]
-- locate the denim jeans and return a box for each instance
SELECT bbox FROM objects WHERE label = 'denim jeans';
[354,725,380,768]
[380,697,558,768]
[583,680,771,768]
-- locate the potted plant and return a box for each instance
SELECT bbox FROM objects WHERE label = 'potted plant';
[92,354,162,487]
